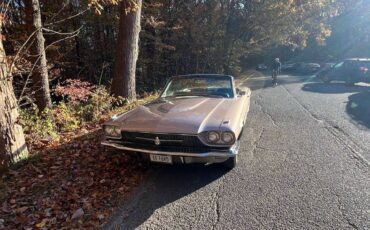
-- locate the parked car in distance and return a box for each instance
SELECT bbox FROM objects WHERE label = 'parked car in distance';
[281,62,296,72]
[316,63,336,78]
[102,74,251,169]
[322,62,336,69]
[256,64,268,70]
[320,58,370,84]
[294,63,321,74]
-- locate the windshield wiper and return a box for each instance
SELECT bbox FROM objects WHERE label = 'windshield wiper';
[164,94,224,98]
[163,94,199,98]
[193,94,224,98]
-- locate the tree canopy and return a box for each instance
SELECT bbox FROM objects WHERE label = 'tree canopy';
[3,0,352,93]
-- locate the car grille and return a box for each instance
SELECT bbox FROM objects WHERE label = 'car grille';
[120,142,229,153]
[121,132,205,147]
[118,132,229,153]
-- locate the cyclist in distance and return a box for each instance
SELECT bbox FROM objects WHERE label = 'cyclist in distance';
[272,58,281,86]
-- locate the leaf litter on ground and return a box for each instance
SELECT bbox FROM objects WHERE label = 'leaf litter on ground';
[0,97,157,229]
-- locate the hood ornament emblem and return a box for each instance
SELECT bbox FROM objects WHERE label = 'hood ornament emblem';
[154,137,161,146]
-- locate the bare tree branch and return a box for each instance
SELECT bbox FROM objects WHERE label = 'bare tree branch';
[17,27,82,104]
[44,9,89,26]
[42,26,83,36]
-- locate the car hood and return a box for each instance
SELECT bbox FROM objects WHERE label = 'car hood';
[113,97,234,134]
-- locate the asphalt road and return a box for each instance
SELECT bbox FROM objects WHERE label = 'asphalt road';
[105,73,370,230]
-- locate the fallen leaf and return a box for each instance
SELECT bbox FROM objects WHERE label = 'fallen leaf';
[35,219,47,228]
[97,214,105,220]
[71,208,84,220]
[2,203,10,213]
[15,206,28,214]
[31,164,43,174]
[44,208,52,217]
[40,138,51,144]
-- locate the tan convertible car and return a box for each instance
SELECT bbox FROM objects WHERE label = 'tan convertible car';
[102,74,251,168]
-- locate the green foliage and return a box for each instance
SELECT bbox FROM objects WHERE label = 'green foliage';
[20,83,117,144]
[81,86,117,122]
[53,85,117,131]
[53,102,80,132]
[20,106,58,142]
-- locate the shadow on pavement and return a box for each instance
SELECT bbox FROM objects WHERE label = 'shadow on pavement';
[347,91,370,129]
[302,82,369,94]
[302,82,370,129]
[105,164,227,229]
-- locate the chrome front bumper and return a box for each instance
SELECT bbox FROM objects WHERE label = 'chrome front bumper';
[101,140,239,159]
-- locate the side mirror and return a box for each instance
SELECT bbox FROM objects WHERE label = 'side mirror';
[236,88,246,96]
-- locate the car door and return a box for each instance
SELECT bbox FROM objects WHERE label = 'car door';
[328,61,345,80]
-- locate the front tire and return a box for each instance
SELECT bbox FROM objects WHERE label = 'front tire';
[223,155,237,169]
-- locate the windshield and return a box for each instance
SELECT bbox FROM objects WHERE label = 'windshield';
[161,76,234,98]
[334,62,344,68]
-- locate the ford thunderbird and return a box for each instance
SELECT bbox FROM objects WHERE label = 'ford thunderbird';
[102,74,251,168]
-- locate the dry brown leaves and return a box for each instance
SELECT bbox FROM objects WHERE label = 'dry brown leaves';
[0,121,149,229]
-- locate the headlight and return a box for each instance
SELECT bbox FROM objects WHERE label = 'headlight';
[201,131,235,146]
[222,132,235,144]
[104,125,121,138]
[208,131,220,143]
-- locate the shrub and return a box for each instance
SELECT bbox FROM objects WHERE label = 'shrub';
[53,79,116,123]
[81,86,116,122]
[20,106,58,144]
[54,79,94,104]
[52,102,80,132]
[21,79,140,147]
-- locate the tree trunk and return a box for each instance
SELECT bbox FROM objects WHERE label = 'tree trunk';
[24,0,52,111]
[0,21,28,169]
[222,1,237,74]
[111,0,142,100]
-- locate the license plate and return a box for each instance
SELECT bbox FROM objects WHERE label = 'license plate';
[150,154,172,164]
